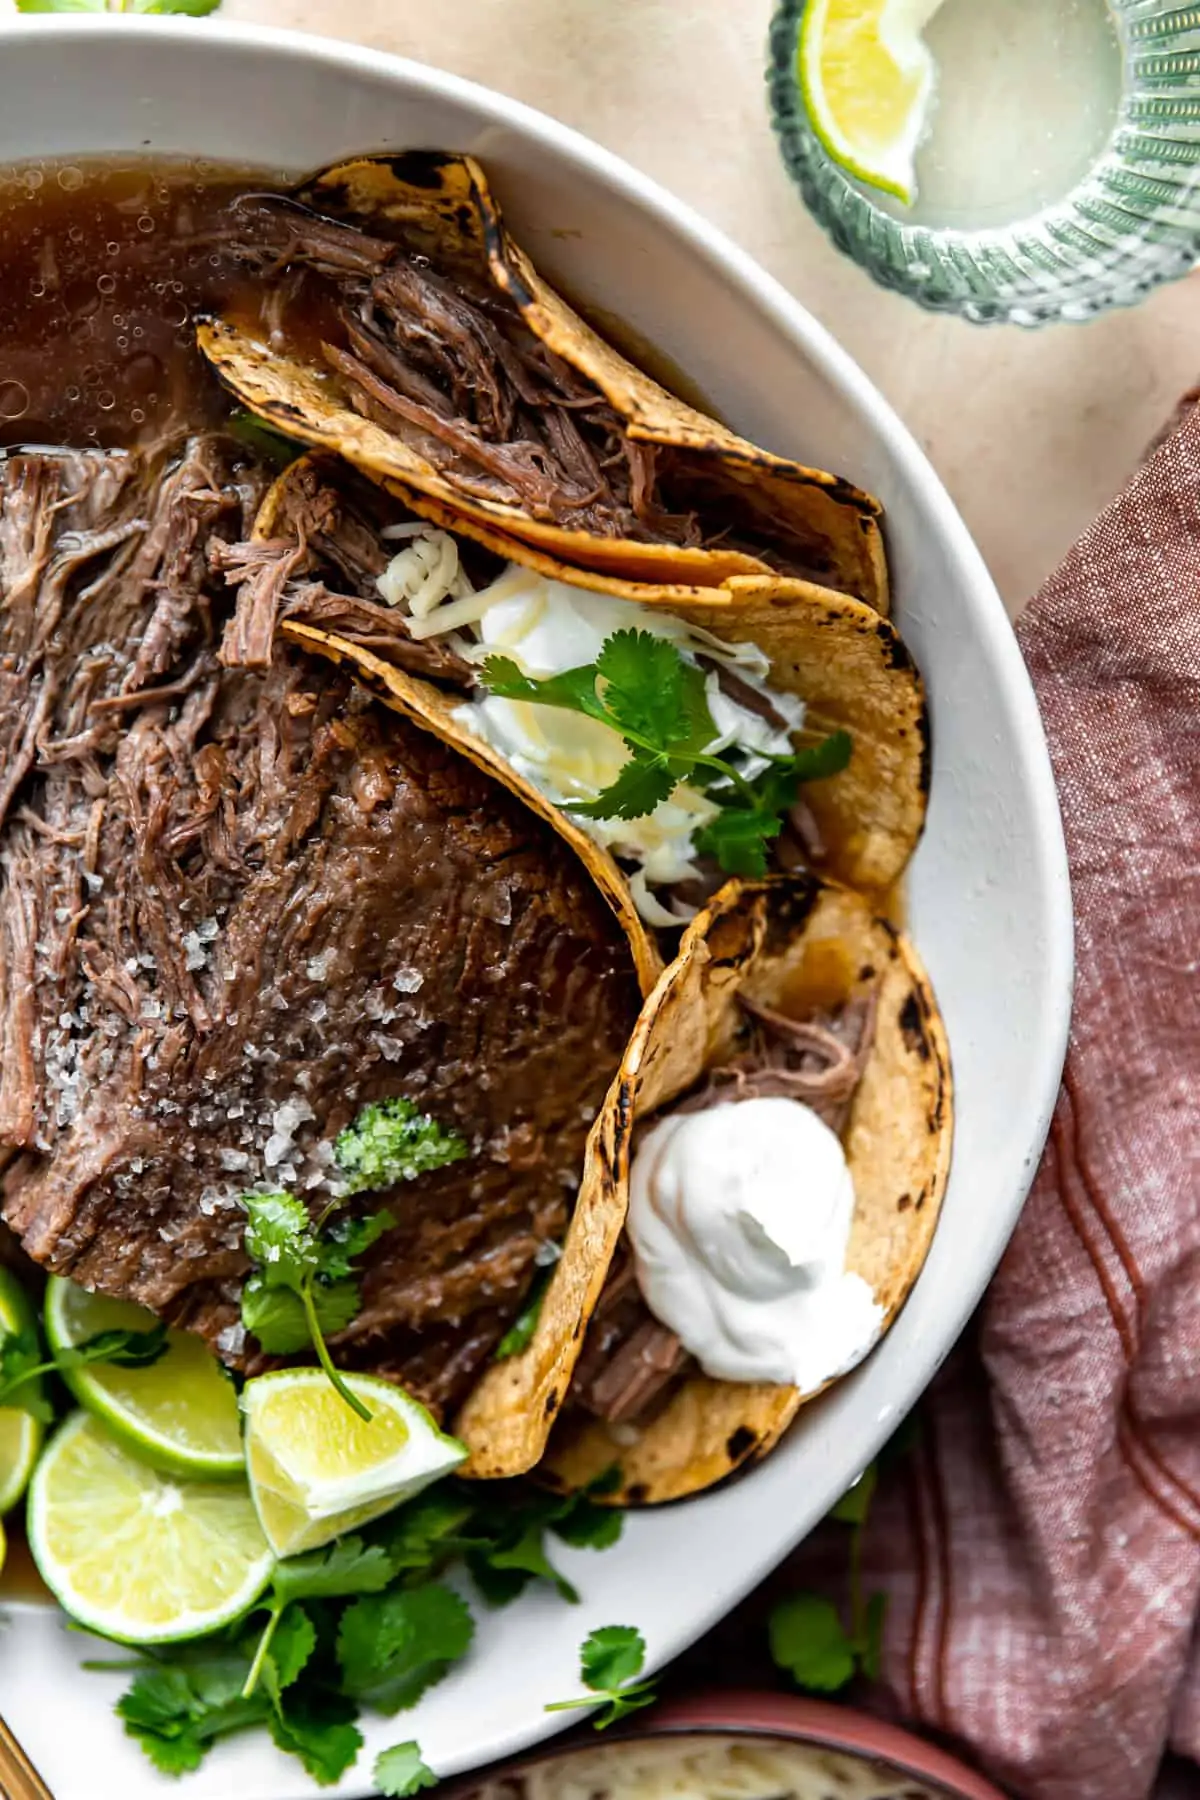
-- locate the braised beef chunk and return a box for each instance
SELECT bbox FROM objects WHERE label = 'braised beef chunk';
[223,198,831,581]
[0,434,640,1416]
[568,988,878,1428]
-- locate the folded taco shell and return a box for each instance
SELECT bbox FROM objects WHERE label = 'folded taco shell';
[197,150,888,611]
[539,873,953,1503]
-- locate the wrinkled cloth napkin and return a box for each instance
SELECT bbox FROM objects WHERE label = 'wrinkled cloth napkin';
[673,400,1200,1800]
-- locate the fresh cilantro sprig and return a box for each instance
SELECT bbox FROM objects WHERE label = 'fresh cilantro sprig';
[545,1625,657,1729]
[334,1097,467,1198]
[241,1102,465,1418]
[0,1319,167,1423]
[479,628,851,880]
[112,1476,626,1784]
[239,1191,391,1422]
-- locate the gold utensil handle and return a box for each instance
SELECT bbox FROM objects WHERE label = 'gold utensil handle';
[0,1714,53,1800]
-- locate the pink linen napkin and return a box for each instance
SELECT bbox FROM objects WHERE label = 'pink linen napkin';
[674,397,1200,1800]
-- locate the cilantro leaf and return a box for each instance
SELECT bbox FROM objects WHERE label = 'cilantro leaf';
[239,1191,381,1420]
[334,1098,467,1197]
[373,1490,476,1576]
[259,1606,316,1709]
[336,1583,474,1713]
[320,1209,394,1280]
[61,1324,169,1371]
[551,1495,623,1552]
[243,1192,317,1288]
[696,733,854,877]
[309,1279,364,1338]
[240,1277,311,1356]
[269,1692,363,1787]
[478,632,853,876]
[272,1536,395,1605]
[0,1323,54,1421]
[471,1522,579,1606]
[545,1624,657,1729]
[477,656,609,725]
[376,1741,438,1797]
[125,1726,207,1776]
[693,803,782,878]
[769,1593,857,1693]
[116,1655,271,1776]
[581,1623,646,1691]
[568,750,677,823]
[595,630,713,750]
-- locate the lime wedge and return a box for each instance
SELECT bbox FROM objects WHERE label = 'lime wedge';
[44,1276,243,1481]
[242,1369,467,1557]
[0,1267,45,1516]
[28,1410,272,1643]
[799,0,944,204]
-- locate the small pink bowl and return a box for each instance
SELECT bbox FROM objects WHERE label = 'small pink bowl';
[445,1690,1009,1800]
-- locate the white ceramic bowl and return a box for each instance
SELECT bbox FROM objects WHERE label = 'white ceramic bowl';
[0,19,1073,1800]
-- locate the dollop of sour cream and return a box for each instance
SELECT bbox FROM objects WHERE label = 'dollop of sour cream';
[376,531,804,926]
[626,1096,883,1391]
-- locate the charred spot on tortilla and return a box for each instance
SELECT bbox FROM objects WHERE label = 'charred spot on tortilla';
[876,617,916,672]
[726,1427,757,1462]
[899,991,932,1059]
[384,150,449,189]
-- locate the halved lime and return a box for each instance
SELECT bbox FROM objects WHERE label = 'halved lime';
[0,1267,45,1515]
[28,1410,273,1644]
[44,1276,244,1481]
[242,1369,467,1557]
[799,0,943,205]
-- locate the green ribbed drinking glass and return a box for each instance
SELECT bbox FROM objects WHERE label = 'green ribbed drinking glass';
[769,0,1200,325]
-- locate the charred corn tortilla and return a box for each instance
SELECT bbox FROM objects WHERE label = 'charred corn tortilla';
[197,150,888,610]
[539,874,952,1504]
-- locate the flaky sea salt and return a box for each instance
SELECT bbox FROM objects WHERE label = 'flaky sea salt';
[216,1323,246,1358]
[392,967,424,994]
[305,949,334,981]
[182,931,207,972]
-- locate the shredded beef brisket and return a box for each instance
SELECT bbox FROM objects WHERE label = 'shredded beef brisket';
[567,986,879,1428]
[0,435,640,1416]
[223,198,833,581]
[209,458,475,687]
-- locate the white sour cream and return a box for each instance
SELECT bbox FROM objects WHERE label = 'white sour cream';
[626,1095,883,1390]
[376,537,805,926]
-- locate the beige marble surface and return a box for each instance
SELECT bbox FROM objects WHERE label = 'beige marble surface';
[221,0,1200,613]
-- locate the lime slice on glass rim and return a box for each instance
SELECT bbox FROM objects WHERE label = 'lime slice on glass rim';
[242,1368,467,1558]
[44,1275,244,1481]
[28,1410,272,1644]
[799,0,944,205]
[0,1266,45,1516]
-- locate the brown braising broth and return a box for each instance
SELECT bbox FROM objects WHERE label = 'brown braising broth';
[0,156,294,450]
